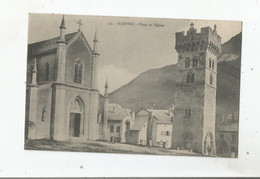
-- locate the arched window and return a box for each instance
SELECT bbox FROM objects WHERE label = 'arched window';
[212,60,215,70]
[185,58,190,68]
[209,58,212,68]
[192,57,198,67]
[186,72,195,83]
[210,73,213,85]
[45,63,49,81]
[74,59,83,84]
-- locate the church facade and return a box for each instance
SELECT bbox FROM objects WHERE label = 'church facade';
[25,16,108,141]
[172,23,221,155]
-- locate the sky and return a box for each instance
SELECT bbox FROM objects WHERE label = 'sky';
[28,13,242,94]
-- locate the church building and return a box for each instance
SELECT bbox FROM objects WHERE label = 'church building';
[25,15,109,142]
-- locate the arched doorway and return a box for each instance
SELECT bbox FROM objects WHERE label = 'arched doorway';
[183,133,192,150]
[204,132,215,155]
[69,97,84,138]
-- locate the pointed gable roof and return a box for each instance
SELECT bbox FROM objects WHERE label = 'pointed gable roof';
[28,32,77,57]
[66,31,93,53]
[216,121,239,132]
[28,31,94,57]
[147,109,172,124]
[130,116,149,131]
[108,103,131,121]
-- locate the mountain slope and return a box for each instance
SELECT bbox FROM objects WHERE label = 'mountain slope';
[109,65,177,110]
[109,32,242,121]
[221,32,242,55]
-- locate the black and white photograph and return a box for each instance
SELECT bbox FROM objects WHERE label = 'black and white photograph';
[24,13,242,158]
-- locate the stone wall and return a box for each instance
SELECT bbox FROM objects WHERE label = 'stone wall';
[35,84,52,139]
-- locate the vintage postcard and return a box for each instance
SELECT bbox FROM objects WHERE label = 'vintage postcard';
[24,13,242,158]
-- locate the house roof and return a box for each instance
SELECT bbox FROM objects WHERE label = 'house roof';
[147,109,172,125]
[108,104,131,121]
[130,116,149,131]
[28,32,78,57]
[216,121,239,132]
[216,113,239,132]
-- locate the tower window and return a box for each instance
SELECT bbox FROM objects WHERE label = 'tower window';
[74,59,83,84]
[209,58,212,68]
[186,72,195,83]
[192,57,198,67]
[185,58,190,68]
[212,60,215,70]
[209,73,213,85]
[185,108,191,118]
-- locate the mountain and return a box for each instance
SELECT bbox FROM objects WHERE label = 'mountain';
[221,32,242,55]
[109,32,242,122]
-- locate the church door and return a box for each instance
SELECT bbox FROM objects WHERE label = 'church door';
[69,97,84,138]
[69,113,81,137]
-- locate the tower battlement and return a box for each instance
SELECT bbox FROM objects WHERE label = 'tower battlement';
[175,23,221,57]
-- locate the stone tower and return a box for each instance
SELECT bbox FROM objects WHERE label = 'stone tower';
[172,23,221,155]
[50,15,68,140]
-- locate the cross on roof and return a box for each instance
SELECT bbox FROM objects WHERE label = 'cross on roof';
[77,19,83,31]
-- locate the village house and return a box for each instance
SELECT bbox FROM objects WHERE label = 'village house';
[126,108,173,148]
[126,115,148,145]
[107,103,133,143]
[215,113,239,157]
[147,109,173,148]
